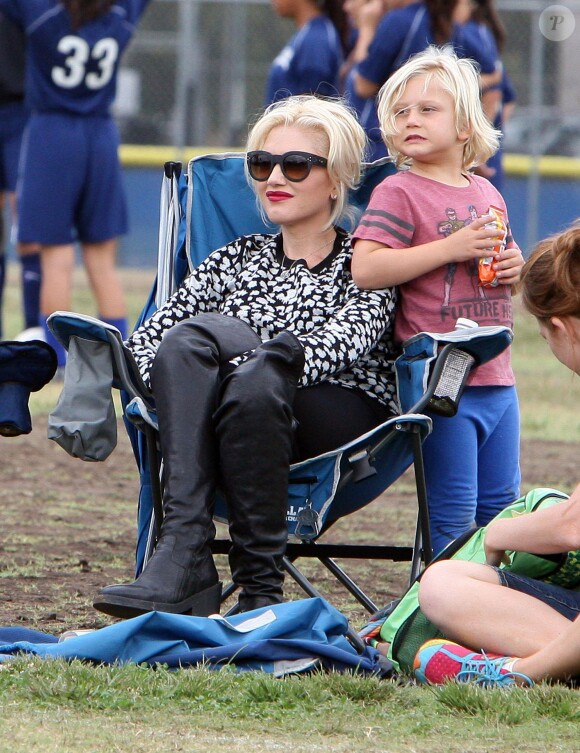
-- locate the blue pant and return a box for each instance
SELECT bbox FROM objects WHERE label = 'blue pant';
[423,385,521,556]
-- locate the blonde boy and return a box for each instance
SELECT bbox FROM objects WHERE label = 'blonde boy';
[352,46,524,555]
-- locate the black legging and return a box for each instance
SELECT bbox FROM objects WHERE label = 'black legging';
[292,382,392,462]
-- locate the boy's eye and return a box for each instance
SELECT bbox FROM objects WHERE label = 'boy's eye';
[422,106,436,113]
[395,108,409,118]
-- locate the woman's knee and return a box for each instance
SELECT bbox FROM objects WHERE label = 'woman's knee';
[419,560,463,607]
[151,321,220,391]
[223,366,286,418]
[418,560,496,620]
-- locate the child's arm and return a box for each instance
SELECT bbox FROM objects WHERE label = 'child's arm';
[352,215,500,289]
[484,484,580,567]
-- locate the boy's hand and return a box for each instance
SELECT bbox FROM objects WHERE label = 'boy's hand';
[444,215,506,262]
[494,246,525,285]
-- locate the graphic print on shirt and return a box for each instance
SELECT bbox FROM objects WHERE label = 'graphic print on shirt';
[435,203,506,310]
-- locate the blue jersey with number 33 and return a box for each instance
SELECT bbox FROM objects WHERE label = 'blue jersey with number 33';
[0,0,151,115]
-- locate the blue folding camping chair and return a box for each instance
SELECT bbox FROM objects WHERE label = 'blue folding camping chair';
[48,154,512,650]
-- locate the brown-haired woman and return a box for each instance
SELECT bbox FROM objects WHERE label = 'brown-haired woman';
[413,222,580,687]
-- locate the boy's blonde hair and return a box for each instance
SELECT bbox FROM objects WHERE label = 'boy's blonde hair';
[246,95,368,228]
[376,45,501,171]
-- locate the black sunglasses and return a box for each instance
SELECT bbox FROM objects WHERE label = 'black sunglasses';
[246,151,328,182]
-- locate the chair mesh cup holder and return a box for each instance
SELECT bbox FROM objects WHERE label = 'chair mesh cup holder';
[428,348,476,418]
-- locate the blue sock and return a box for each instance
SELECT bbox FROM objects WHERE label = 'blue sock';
[20,253,41,329]
[42,316,67,368]
[99,316,128,340]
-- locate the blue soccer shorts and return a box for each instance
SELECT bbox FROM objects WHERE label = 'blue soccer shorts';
[17,112,128,245]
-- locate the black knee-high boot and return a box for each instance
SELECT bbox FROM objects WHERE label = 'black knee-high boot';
[215,332,305,613]
[93,314,262,619]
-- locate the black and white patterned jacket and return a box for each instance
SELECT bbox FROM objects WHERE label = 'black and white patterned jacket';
[127,229,399,413]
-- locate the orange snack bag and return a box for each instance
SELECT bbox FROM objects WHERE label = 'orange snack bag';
[479,205,506,287]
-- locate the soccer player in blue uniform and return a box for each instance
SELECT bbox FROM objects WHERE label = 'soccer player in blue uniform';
[347,0,501,158]
[462,0,517,192]
[0,0,152,369]
[0,12,42,341]
[266,0,347,104]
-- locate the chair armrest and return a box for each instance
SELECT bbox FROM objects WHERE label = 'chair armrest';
[47,312,152,404]
[396,320,513,416]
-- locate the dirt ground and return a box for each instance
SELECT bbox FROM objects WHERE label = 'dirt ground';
[0,417,577,638]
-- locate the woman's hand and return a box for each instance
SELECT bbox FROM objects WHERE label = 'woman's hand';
[494,245,525,285]
[358,0,386,33]
[484,543,511,568]
[484,522,512,568]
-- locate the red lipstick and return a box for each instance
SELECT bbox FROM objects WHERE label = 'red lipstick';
[266,191,292,201]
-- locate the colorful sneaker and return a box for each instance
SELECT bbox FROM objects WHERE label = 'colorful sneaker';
[414,639,533,688]
[358,601,398,648]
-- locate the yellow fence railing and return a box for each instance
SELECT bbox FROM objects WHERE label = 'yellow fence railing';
[119,144,237,168]
[502,154,580,178]
[120,145,580,179]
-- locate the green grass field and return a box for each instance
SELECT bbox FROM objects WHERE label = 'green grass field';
[0,264,579,753]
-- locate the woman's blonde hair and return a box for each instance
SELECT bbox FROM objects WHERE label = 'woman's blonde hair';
[246,95,368,228]
[519,222,580,323]
[376,45,500,170]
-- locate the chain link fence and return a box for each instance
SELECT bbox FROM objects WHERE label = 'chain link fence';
[115,0,580,150]
[115,0,293,148]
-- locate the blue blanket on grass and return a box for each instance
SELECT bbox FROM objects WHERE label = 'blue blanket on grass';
[0,598,384,676]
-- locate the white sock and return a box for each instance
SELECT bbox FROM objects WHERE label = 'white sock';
[502,658,517,672]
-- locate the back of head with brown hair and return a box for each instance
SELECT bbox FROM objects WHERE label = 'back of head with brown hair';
[471,0,506,51]
[426,0,458,44]
[318,0,349,53]
[64,0,114,30]
[519,223,580,322]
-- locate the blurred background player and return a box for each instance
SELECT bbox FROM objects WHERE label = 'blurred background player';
[346,0,501,160]
[0,11,42,342]
[341,0,409,162]
[0,0,153,372]
[464,0,516,192]
[266,0,348,104]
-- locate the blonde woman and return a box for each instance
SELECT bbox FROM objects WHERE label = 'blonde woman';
[94,96,399,620]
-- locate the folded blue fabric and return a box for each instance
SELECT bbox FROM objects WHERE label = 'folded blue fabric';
[0,598,382,675]
[0,341,57,436]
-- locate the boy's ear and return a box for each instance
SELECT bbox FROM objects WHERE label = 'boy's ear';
[457,123,471,143]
